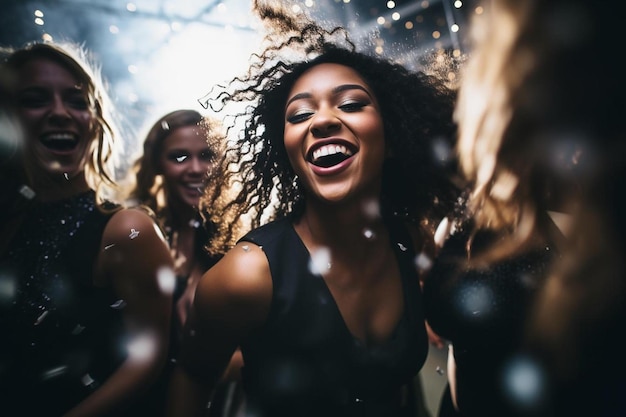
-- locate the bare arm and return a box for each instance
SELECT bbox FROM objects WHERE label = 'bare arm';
[166,242,272,417]
[64,208,174,417]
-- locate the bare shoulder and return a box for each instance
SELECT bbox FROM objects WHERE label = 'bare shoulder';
[102,206,165,245]
[96,207,172,284]
[195,241,272,328]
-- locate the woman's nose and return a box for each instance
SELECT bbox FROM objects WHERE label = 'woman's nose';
[189,157,208,174]
[49,96,71,123]
[310,108,341,137]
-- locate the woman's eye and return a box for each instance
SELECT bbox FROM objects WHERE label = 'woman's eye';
[66,96,89,110]
[339,101,367,112]
[168,154,188,163]
[18,94,48,108]
[286,110,313,124]
[200,151,215,162]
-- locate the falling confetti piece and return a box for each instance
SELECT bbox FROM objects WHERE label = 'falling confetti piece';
[81,373,95,386]
[34,310,49,325]
[110,299,127,309]
[104,244,115,250]
[63,172,69,180]
[242,245,250,252]
[18,185,36,199]
[41,366,68,380]
[129,228,140,239]
[309,247,331,275]
[415,252,433,271]
[397,242,407,251]
[71,324,86,335]
[157,267,176,294]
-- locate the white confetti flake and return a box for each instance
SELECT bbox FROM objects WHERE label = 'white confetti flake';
[110,299,127,309]
[157,266,176,295]
[34,310,49,325]
[81,373,95,386]
[309,247,332,275]
[414,252,433,271]
[18,185,36,200]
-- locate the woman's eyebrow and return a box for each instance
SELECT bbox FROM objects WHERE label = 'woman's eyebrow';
[333,84,372,98]
[285,92,310,108]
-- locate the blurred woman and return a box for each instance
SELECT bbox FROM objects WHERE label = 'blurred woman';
[424,0,626,416]
[126,109,223,332]
[125,109,243,416]
[0,41,174,417]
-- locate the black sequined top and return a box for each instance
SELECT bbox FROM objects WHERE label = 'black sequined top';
[0,191,127,416]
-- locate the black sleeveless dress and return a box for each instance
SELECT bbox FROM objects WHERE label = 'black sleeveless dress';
[0,191,127,416]
[237,216,428,417]
[423,227,555,417]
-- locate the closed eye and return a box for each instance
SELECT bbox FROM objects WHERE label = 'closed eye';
[200,150,215,162]
[66,95,89,110]
[286,110,314,124]
[339,100,368,112]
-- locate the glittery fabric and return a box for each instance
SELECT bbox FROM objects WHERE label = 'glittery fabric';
[0,191,126,416]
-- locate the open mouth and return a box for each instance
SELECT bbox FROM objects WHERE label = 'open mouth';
[40,133,79,152]
[184,182,205,192]
[309,143,355,168]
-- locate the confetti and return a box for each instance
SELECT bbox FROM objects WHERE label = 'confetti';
[81,373,95,386]
[34,310,49,325]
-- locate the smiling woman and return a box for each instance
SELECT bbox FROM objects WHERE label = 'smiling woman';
[122,108,244,416]
[0,41,174,417]
[164,2,462,417]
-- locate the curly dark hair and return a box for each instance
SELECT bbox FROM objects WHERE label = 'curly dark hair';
[200,2,461,255]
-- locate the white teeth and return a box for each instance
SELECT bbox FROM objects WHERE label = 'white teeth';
[187,183,204,189]
[312,144,353,161]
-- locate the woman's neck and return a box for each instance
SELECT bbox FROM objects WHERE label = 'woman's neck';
[31,173,91,202]
[296,197,390,258]
[167,200,199,230]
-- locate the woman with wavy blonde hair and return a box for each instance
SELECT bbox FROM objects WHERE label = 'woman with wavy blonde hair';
[424,0,626,416]
[0,41,174,416]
